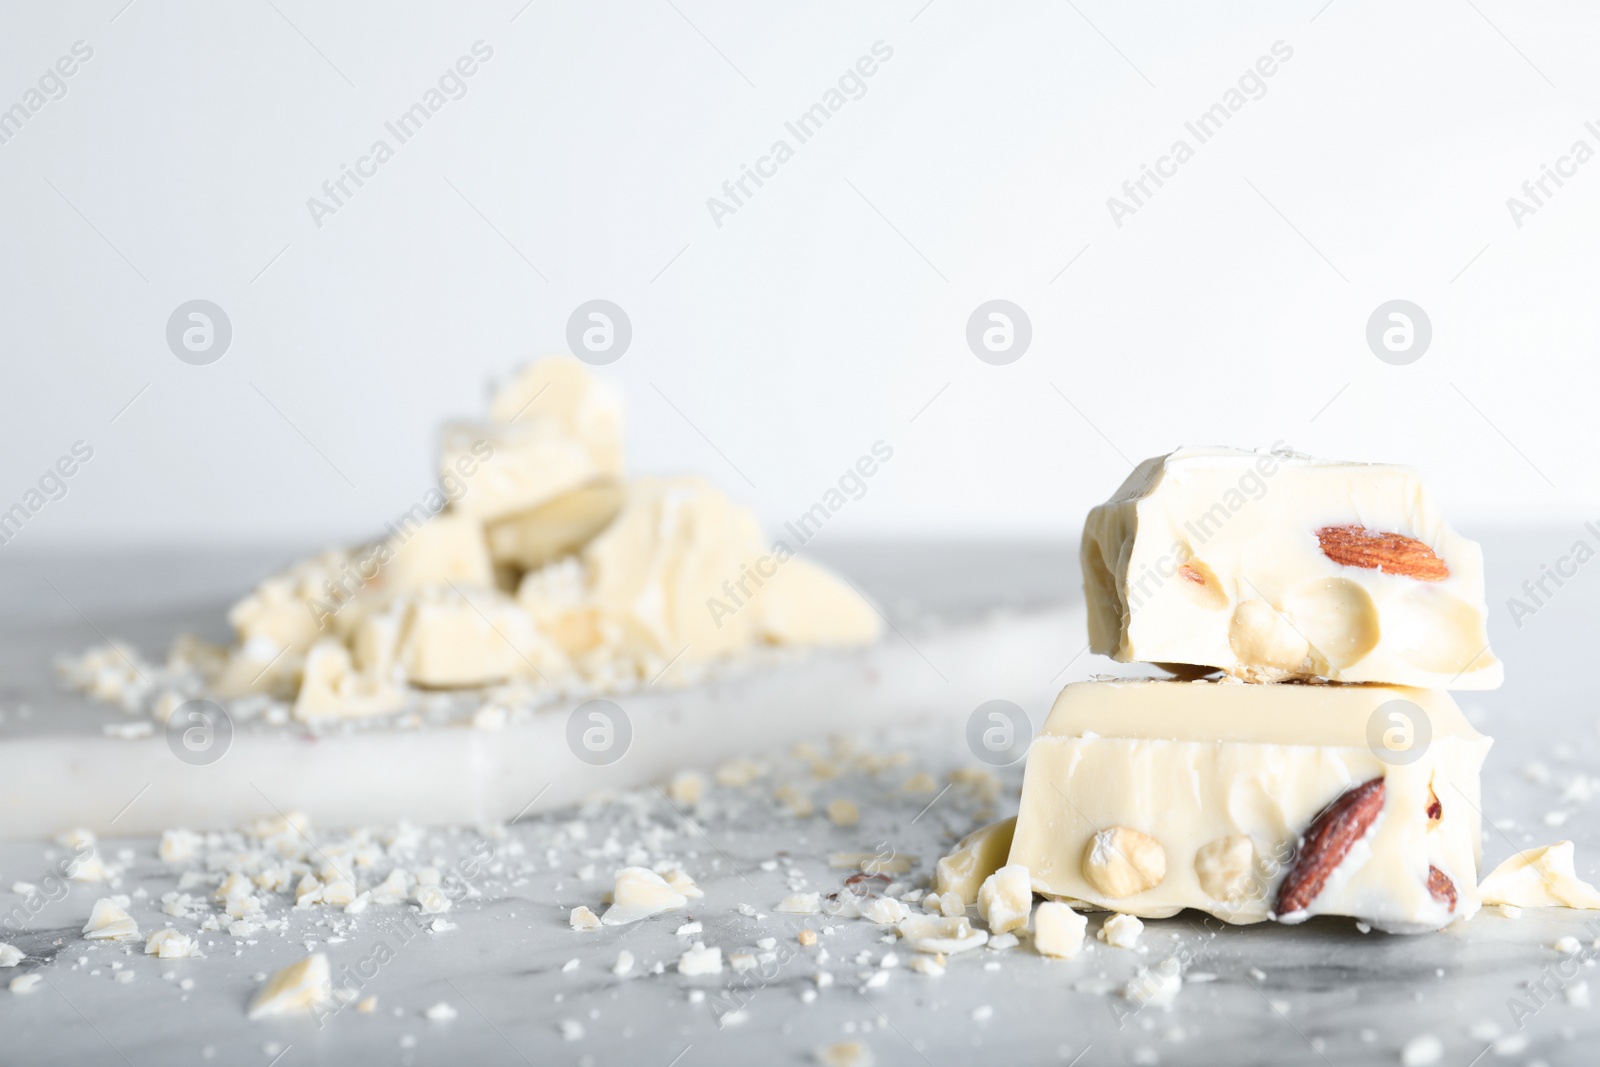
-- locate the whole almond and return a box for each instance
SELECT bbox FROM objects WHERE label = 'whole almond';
[1275,777,1386,917]
[1316,526,1449,581]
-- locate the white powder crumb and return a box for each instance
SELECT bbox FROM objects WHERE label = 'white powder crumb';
[10,974,42,994]
[1355,922,1371,934]
[1248,968,1267,981]
[559,1019,584,1041]
[1400,1034,1442,1066]
[1567,980,1590,1007]
[1466,1021,1500,1041]
[1553,936,1583,954]
[561,958,579,973]
[613,950,634,976]
[908,956,944,977]
[675,921,704,937]
[424,1002,456,1022]
[971,1004,993,1022]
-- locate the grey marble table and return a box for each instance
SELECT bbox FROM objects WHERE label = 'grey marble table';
[1,533,1598,1067]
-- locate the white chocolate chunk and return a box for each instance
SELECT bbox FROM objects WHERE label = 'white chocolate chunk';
[677,941,722,975]
[776,893,821,915]
[569,905,601,931]
[1082,447,1501,688]
[1033,901,1087,959]
[293,641,405,721]
[895,915,988,955]
[0,944,24,967]
[1479,842,1600,909]
[1099,913,1143,948]
[82,898,140,941]
[486,482,625,571]
[385,512,493,592]
[976,864,1032,935]
[933,816,1016,906]
[248,953,333,1019]
[145,929,202,959]
[602,867,687,926]
[860,897,908,925]
[1010,680,1491,931]
[446,357,624,522]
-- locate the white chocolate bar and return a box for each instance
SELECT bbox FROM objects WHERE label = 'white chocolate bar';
[1082,447,1501,688]
[1008,680,1492,933]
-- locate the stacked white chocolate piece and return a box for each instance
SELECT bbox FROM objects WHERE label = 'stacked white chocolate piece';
[164,358,882,720]
[1010,447,1500,932]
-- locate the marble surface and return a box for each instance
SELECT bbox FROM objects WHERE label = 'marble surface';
[3,533,1600,1066]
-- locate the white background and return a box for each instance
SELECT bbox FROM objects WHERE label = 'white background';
[2,0,1596,552]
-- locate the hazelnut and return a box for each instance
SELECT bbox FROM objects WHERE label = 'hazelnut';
[1081,827,1166,898]
[1194,834,1260,903]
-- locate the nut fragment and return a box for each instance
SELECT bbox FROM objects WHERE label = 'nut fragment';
[1228,600,1311,674]
[1316,525,1449,581]
[1082,827,1166,899]
[1194,834,1259,903]
[1275,777,1386,917]
[1427,865,1457,912]
[1426,784,1442,822]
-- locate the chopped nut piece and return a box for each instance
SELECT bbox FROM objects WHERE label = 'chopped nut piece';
[827,799,860,827]
[1081,827,1166,899]
[1194,834,1259,904]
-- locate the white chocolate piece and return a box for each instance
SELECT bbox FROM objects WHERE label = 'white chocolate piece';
[933,816,1017,905]
[293,641,405,721]
[1098,913,1143,948]
[248,953,332,1019]
[445,358,623,522]
[751,556,882,648]
[1479,842,1600,909]
[1033,901,1087,958]
[602,867,687,926]
[895,914,988,955]
[1009,680,1491,932]
[225,550,354,661]
[1081,447,1501,689]
[144,929,201,959]
[82,898,139,940]
[0,944,23,968]
[360,586,569,689]
[584,477,768,667]
[569,905,601,931]
[385,513,493,592]
[976,864,1033,934]
[677,942,722,975]
[486,482,625,571]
